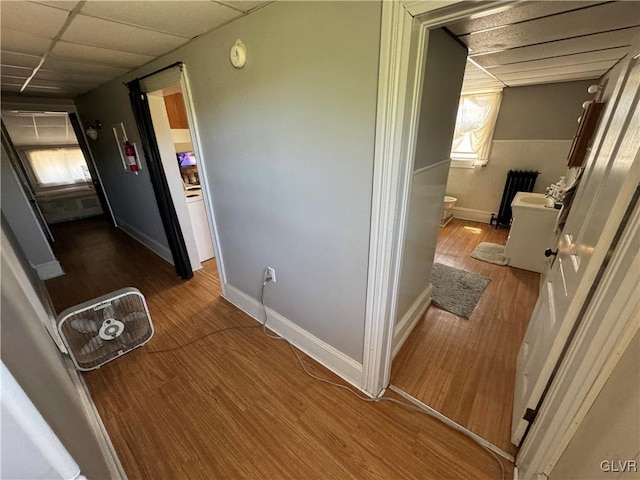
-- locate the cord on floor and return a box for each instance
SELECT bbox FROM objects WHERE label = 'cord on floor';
[145,280,505,479]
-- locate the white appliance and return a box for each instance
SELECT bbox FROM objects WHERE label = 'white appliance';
[57,287,154,371]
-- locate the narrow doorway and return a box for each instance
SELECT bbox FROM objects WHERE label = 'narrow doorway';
[146,85,217,275]
[388,1,632,460]
[1,110,111,235]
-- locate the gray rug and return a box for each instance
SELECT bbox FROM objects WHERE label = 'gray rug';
[431,263,490,319]
[471,242,508,266]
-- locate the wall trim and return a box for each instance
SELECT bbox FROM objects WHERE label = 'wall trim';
[223,284,365,393]
[115,217,174,265]
[413,159,450,176]
[393,284,432,359]
[451,207,493,224]
[34,260,64,280]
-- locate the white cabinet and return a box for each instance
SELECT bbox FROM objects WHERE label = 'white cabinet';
[186,195,215,262]
[505,192,559,273]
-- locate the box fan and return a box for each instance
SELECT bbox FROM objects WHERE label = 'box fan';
[57,287,154,371]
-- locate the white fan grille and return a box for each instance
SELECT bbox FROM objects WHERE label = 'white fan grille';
[58,288,153,370]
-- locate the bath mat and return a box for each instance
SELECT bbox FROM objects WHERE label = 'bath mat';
[431,263,490,319]
[471,242,508,266]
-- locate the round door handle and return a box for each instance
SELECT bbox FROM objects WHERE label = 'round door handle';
[544,248,558,257]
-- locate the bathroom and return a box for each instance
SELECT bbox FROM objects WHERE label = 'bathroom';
[389,11,624,455]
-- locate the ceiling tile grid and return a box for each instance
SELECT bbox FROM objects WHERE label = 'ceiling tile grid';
[449,1,639,93]
[1,0,268,98]
[1,1,636,98]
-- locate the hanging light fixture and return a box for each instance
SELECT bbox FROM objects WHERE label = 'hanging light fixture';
[85,120,102,141]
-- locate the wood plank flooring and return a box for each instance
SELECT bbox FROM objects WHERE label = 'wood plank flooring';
[45,217,512,479]
[391,219,540,457]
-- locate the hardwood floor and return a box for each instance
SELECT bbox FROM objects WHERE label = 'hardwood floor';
[45,217,512,479]
[391,219,540,457]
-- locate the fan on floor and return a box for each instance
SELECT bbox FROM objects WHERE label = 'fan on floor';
[57,287,154,371]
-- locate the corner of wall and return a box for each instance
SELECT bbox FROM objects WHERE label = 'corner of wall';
[393,284,432,359]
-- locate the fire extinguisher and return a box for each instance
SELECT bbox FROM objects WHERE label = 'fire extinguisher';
[124,141,139,173]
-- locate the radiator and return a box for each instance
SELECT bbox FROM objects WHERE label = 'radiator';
[491,170,540,228]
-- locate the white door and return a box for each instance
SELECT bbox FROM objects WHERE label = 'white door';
[512,49,640,446]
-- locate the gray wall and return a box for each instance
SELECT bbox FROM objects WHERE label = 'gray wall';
[1,220,118,478]
[75,80,171,260]
[1,144,61,274]
[76,1,382,362]
[396,28,467,321]
[493,80,592,141]
[550,331,640,480]
[447,80,591,216]
[413,29,468,171]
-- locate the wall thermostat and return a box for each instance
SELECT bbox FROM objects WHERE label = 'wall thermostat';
[230,40,246,68]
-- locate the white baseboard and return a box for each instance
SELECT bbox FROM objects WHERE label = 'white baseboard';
[223,284,365,392]
[393,284,432,359]
[34,260,64,280]
[452,207,493,224]
[115,217,173,265]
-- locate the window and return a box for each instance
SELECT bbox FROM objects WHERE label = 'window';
[25,148,92,188]
[450,91,502,167]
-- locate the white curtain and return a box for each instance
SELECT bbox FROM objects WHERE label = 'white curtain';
[451,91,502,163]
[26,148,90,186]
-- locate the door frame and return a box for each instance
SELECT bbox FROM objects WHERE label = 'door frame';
[180,66,228,294]
[0,98,117,227]
[362,0,505,396]
[364,0,639,475]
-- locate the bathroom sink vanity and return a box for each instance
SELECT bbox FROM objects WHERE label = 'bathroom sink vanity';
[504,192,559,273]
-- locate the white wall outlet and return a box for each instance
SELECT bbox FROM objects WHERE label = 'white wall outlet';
[265,267,276,283]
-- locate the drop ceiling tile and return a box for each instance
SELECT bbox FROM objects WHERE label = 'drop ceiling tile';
[50,41,155,69]
[0,2,70,39]
[34,115,71,128]
[31,1,80,12]
[472,28,640,68]
[1,115,36,128]
[1,75,28,86]
[1,28,51,56]
[1,84,22,94]
[42,58,129,78]
[1,65,34,77]
[61,15,186,56]
[447,2,607,36]
[0,51,42,68]
[216,1,268,13]
[463,2,640,55]
[497,61,613,83]
[81,1,240,37]
[33,68,112,85]
[504,71,606,87]
[488,48,629,75]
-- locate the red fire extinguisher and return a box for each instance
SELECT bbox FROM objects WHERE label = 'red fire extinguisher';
[124,141,139,173]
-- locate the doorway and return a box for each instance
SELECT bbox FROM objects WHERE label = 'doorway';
[1,110,114,236]
[363,0,638,472]
[146,85,217,275]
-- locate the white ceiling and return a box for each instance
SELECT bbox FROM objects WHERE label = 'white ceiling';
[2,111,78,146]
[443,1,640,93]
[0,0,269,98]
[1,1,637,99]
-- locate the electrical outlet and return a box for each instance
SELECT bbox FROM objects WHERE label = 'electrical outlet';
[265,267,276,283]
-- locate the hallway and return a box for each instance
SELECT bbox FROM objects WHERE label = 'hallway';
[392,219,540,456]
[44,218,511,479]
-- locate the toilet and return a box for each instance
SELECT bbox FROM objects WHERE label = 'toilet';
[441,196,457,227]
